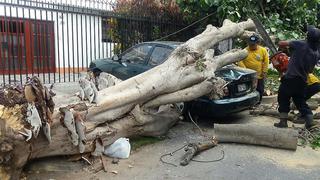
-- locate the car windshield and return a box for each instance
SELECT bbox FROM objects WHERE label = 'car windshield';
[149,46,173,66]
[121,45,153,64]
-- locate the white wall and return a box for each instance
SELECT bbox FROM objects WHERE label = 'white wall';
[0,3,114,70]
[1,0,114,11]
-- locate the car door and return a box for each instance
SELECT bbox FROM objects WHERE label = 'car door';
[114,44,154,80]
[147,45,174,67]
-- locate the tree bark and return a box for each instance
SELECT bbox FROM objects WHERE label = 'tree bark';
[214,124,298,150]
[180,139,218,166]
[0,19,256,179]
[249,105,320,121]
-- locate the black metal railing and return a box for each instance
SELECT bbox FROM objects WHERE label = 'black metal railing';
[0,0,186,85]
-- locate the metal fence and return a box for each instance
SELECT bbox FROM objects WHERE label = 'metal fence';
[0,0,186,85]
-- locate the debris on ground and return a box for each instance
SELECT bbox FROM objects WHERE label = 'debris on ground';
[298,126,320,149]
[249,103,320,149]
[180,139,218,166]
[111,170,118,175]
[104,138,131,159]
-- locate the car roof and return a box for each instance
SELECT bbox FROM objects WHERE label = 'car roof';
[142,41,183,48]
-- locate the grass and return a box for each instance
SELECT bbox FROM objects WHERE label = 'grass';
[264,74,280,95]
[311,135,320,149]
[130,136,164,150]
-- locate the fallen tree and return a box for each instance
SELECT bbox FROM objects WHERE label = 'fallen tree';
[0,19,257,180]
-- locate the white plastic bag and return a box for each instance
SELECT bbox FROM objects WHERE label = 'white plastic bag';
[104,137,131,159]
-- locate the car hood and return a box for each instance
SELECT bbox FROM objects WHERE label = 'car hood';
[90,58,115,68]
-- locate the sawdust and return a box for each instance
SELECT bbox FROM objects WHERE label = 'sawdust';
[0,104,26,133]
[0,167,10,180]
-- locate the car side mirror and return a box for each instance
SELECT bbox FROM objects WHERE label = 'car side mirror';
[112,55,119,61]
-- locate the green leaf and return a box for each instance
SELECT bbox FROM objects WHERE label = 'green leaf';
[277,32,286,40]
[235,11,241,18]
[292,32,299,39]
[204,0,216,6]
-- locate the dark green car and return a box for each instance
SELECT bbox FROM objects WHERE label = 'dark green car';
[89,41,259,117]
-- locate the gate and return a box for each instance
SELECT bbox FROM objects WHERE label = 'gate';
[0,0,185,85]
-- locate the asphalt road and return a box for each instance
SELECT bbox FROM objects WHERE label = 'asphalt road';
[26,111,320,180]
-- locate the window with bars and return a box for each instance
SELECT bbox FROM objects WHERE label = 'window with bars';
[0,18,55,74]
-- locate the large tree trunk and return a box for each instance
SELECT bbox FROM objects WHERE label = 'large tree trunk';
[0,19,256,180]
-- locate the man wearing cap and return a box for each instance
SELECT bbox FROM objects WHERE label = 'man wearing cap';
[238,34,269,104]
[274,25,320,129]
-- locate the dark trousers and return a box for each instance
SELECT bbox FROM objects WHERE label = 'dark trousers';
[257,79,264,103]
[278,77,312,116]
[305,82,320,100]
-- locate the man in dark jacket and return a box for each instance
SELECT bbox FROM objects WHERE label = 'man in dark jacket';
[275,26,320,129]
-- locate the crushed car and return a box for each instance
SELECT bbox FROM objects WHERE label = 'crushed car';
[89,41,259,117]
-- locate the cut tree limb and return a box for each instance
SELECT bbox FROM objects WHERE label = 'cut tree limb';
[180,139,218,166]
[214,124,298,150]
[143,78,225,108]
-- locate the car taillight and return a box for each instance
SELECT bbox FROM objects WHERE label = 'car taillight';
[252,77,258,90]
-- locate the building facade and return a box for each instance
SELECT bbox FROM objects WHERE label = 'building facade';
[0,0,115,83]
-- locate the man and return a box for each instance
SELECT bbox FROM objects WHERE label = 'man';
[274,26,320,129]
[292,73,320,124]
[305,73,320,100]
[238,34,269,103]
[271,52,320,100]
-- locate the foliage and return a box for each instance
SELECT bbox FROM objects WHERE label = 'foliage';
[311,135,320,149]
[195,59,207,72]
[130,136,163,150]
[176,0,319,41]
[264,75,280,95]
[267,68,279,76]
[109,0,184,52]
[114,0,181,19]
[313,68,320,78]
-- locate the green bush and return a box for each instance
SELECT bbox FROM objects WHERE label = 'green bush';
[176,0,319,41]
[311,135,320,149]
[267,68,279,77]
[313,68,320,78]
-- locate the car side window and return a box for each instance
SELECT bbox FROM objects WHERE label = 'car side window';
[149,46,173,66]
[121,45,153,64]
